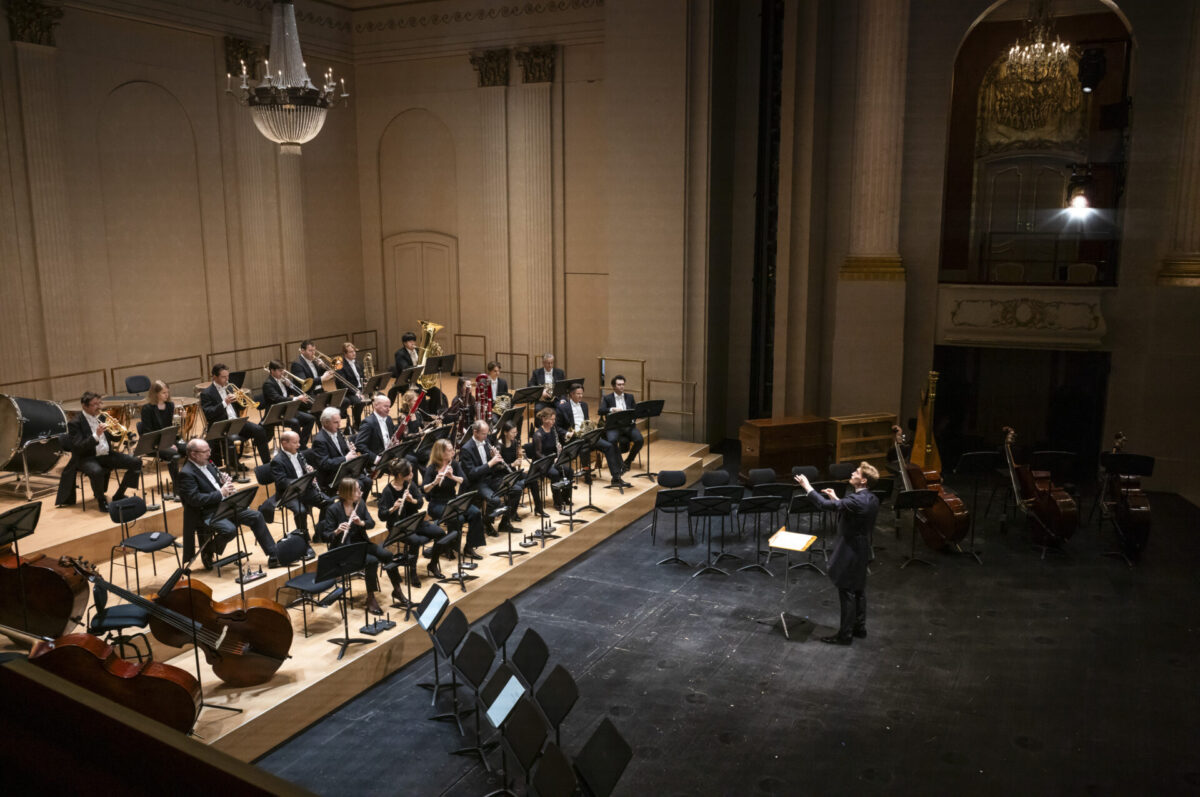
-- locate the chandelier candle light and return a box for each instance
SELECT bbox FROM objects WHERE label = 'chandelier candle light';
[227,0,348,153]
[1006,0,1071,84]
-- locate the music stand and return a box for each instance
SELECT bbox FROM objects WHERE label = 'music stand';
[308,391,334,416]
[602,409,639,490]
[383,512,427,620]
[276,471,317,538]
[896,489,939,570]
[439,490,480,591]
[371,444,405,482]
[634,399,665,480]
[553,377,585,401]
[205,417,247,483]
[425,354,457,384]
[491,469,528,564]
[415,425,451,464]
[0,502,42,634]
[399,365,424,391]
[521,455,556,547]
[497,406,525,439]
[510,385,543,407]
[763,527,818,639]
[953,451,1000,565]
[317,541,374,660]
[553,438,590,529]
[363,373,391,397]
[325,388,348,409]
[208,486,262,594]
[331,454,369,492]
[133,426,176,512]
[574,429,606,514]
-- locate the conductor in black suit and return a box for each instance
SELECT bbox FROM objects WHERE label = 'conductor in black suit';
[598,374,643,473]
[796,463,880,645]
[199,364,272,467]
[556,384,628,486]
[55,391,142,511]
[261,360,315,447]
[528,353,565,413]
[388,331,420,403]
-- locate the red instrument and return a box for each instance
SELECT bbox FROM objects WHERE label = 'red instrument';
[892,426,970,550]
[1105,432,1151,559]
[475,373,493,419]
[0,551,88,639]
[66,558,293,688]
[29,632,200,733]
[1002,427,1078,547]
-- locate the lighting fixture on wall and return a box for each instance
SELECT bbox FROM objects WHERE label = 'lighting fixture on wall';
[226,0,348,154]
[1078,47,1107,94]
[1066,163,1093,219]
[1006,0,1071,85]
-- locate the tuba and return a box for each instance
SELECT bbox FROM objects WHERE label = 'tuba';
[415,320,444,390]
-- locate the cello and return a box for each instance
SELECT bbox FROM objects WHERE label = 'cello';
[1104,432,1151,560]
[66,558,293,688]
[1002,427,1078,547]
[892,425,970,550]
[0,550,88,639]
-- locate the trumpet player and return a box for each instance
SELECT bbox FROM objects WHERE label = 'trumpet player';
[200,364,272,467]
[55,391,142,512]
[556,383,629,487]
[528,353,565,413]
[262,360,315,447]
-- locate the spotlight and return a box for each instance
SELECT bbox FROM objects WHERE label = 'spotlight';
[1065,163,1094,219]
[1079,47,1106,94]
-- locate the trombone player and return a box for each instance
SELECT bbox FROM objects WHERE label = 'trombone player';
[199,363,272,467]
[292,339,327,396]
[262,359,316,447]
[54,391,142,512]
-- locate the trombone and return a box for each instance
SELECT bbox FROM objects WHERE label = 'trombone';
[313,348,362,398]
[262,365,313,394]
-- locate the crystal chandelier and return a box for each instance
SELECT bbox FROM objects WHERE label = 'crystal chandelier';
[1006,0,1071,84]
[226,0,348,154]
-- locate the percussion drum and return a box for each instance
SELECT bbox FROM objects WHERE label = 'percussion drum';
[0,395,68,474]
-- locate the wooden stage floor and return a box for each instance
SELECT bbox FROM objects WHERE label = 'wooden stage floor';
[1,431,720,761]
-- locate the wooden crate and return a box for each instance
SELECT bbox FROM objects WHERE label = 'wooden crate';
[828,412,897,467]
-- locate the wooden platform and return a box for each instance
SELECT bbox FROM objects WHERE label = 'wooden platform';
[2,435,721,761]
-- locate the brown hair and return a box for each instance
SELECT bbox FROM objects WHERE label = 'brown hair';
[858,461,880,489]
[537,408,556,424]
[338,477,360,503]
[428,438,453,468]
[146,380,169,405]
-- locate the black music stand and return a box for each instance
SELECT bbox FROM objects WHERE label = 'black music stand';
[276,471,317,539]
[261,398,302,447]
[602,409,639,491]
[425,354,457,385]
[318,542,374,660]
[497,406,525,438]
[0,502,42,635]
[209,486,262,593]
[325,388,348,409]
[574,429,606,514]
[439,490,479,592]
[552,377,585,403]
[371,444,405,482]
[491,469,528,564]
[953,451,1000,565]
[896,489,939,570]
[399,365,424,392]
[510,385,543,407]
[479,662,527,794]
[521,455,556,547]
[634,399,665,480]
[205,417,247,483]
[383,512,427,620]
[415,425,452,464]
[133,426,176,512]
[331,453,369,492]
[553,438,590,530]
[363,373,391,397]
[308,391,335,416]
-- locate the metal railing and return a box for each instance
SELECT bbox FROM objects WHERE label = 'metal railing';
[647,378,697,441]
[597,357,646,402]
[111,355,205,401]
[453,334,487,376]
[0,369,110,402]
[494,351,531,393]
[207,344,285,395]
[351,329,379,370]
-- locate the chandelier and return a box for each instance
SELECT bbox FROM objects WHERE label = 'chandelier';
[226,0,348,154]
[1005,0,1071,84]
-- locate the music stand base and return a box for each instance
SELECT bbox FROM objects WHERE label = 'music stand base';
[361,618,396,635]
[200,701,243,716]
[329,637,375,660]
[900,556,934,569]
[737,562,773,576]
[692,564,729,578]
[788,561,826,576]
[656,554,690,567]
[235,567,267,585]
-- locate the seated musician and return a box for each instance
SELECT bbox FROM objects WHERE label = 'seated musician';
[140,380,187,486]
[317,478,402,615]
[388,331,420,404]
[55,391,142,512]
[599,374,644,474]
[199,364,272,468]
[261,360,315,447]
[532,407,571,512]
[495,420,528,523]
[176,438,281,570]
[337,342,369,429]
[310,407,372,500]
[483,361,508,417]
[269,430,331,550]
[377,459,449,582]
[459,420,511,535]
[354,394,396,465]
[556,383,629,487]
[423,438,485,562]
[528,353,565,413]
[291,340,326,396]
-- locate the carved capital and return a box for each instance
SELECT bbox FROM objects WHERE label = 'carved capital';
[6,0,63,47]
[470,48,510,88]
[1158,255,1200,287]
[224,36,268,80]
[840,255,905,281]
[515,44,556,84]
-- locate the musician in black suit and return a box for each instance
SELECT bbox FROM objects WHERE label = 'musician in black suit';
[354,393,395,462]
[482,361,509,413]
[388,331,420,403]
[261,360,315,447]
[55,391,142,511]
[337,342,369,428]
[269,430,332,543]
[317,478,401,614]
[310,407,373,498]
[199,364,272,467]
[291,340,327,396]
[796,464,881,645]
[176,438,280,569]
[377,459,448,582]
[531,407,571,511]
[599,374,644,473]
[556,384,628,487]
[459,419,510,534]
[528,353,566,413]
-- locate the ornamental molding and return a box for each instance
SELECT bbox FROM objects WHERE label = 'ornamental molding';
[840,255,905,281]
[515,44,556,83]
[937,284,1109,349]
[356,0,604,35]
[1158,255,1200,287]
[470,48,510,87]
[6,0,63,47]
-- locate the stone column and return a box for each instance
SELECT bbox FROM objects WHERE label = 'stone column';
[828,0,910,415]
[470,49,513,360]
[508,45,556,361]
[1159,6,1200,286]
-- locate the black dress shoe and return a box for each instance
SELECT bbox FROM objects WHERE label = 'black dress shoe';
[534,510,550,518]
[486,527,500,538]
[409,573,421,589]
[463,548,483,561]
[267,557,283,569]
[367,601,383,616]
[200,550,215,571]
[852,627,867,639]
[304,547,316,561]
[427,563,445,579]
[97,497,109,513]
[819,635,852,646]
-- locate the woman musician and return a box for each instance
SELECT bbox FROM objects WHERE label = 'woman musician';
[140,380,188,485]
[377,459,451,581]
[495,420,529,523]
[532,407,572,512]
[423,438,485,561]
[317,478,403,614]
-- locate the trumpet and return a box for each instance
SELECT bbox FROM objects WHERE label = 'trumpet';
[262,365,313,394]
[224,382,255,410]
[97,412,134,447]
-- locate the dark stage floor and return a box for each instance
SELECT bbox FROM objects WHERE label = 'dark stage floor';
[257,452,1200,796]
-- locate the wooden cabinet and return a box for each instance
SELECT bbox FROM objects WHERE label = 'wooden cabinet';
[828,413,897,468]
[739,415,829,479]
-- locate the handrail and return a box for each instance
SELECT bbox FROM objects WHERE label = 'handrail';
[494,352,530,391]
[350,329,379,366]
[111,356,204,399]
[0,369,110,402]
[597,357,647,401]
[207,343,285,395]
[647,377,697,441]
[284,333,349,360]
[453,334,487,376]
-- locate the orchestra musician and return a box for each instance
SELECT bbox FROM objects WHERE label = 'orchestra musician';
[390,332,420,395]
[795,464,880,646]
[354,394,395,465]
[317,478,402,615]
[269,430,331,551]
[337,342,369,429]
[377,459,450,582]
[483,361,508,414]
[310,407,373,499]
[459,420,511,536]
[55,391,143,512]
[176,438,281,570]
[423,438,486,562]
[528,353,565,413]
[139,380,187,486]
[199,364,272,467]
[556,383,629,487]
[495,420,528,525]
[599,374,644,474]
[291,340,326,395]
[261,360,316,447]
[532,407,572,512]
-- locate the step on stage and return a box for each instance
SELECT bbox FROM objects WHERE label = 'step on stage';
[0,437,720,761]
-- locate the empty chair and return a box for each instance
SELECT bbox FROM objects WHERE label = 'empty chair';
[651,487,697,565]
[124,375,151,395]
[536,664,580,747]
[86,582,151,662]
[274,547,345,637]
[530,741,578,797]
[746,467,776,487]
[827,462,857,481]
[792,465,819,483]
[512,627,550,689]
[574,717,633,797]
[485,598,520,662]
[735,494,782,575]
[687,494,734,577]
[699,470,731,492]
[107,496,179,593]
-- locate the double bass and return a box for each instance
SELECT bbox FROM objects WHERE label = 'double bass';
[66,558,292,688]
[0,550,88,639]
[1002,427,1078,547]
[892,426,970,550]
[1104,432,1151,560]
